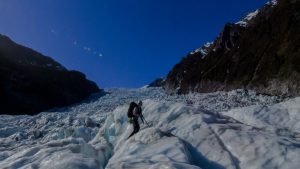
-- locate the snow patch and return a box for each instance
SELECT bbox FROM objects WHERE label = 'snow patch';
[190,42,213,59]
[266,0,278,7]
[236,9,259,27]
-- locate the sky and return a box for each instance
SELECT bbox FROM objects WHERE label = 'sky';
[0,0,270,88]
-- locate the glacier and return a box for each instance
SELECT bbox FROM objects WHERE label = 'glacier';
[0,88,299,169]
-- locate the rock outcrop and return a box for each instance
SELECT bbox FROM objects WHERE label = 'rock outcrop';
[165,0,300,96]
[0,34,100,115]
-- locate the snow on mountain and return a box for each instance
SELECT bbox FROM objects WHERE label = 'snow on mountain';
[236,9,259,27]
[266,0,278,7]
[236,0,278,27]
[0,88,299,169]
[190,42,213,59]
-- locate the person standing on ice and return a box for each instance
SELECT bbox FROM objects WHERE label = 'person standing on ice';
[127,101,144,138]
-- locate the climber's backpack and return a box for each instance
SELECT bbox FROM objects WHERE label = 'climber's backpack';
[127,102,138,118]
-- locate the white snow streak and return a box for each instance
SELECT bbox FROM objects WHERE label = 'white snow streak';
[236,9,259,27]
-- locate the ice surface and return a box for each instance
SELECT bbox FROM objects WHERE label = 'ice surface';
[0,88,299,169]
[221,97,300,134]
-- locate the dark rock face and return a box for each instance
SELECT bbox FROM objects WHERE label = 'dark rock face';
[0,34,100,115]
[148,78,166,88]
[165,0,300,96]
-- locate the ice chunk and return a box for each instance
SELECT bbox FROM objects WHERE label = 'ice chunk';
[106,128,201,169]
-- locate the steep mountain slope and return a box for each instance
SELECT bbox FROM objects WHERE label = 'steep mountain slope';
[0,34,100,115]
[147,78,166,88]
[165,0,300,96]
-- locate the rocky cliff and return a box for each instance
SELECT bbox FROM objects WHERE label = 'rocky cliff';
[0,34,100,115]
[165,0,300,96]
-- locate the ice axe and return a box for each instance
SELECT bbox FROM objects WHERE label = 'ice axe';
[141,115,150,127]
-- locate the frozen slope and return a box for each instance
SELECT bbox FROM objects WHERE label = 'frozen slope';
[101,99,300,169]
[220,97,300,138]
[0,88,299,169]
